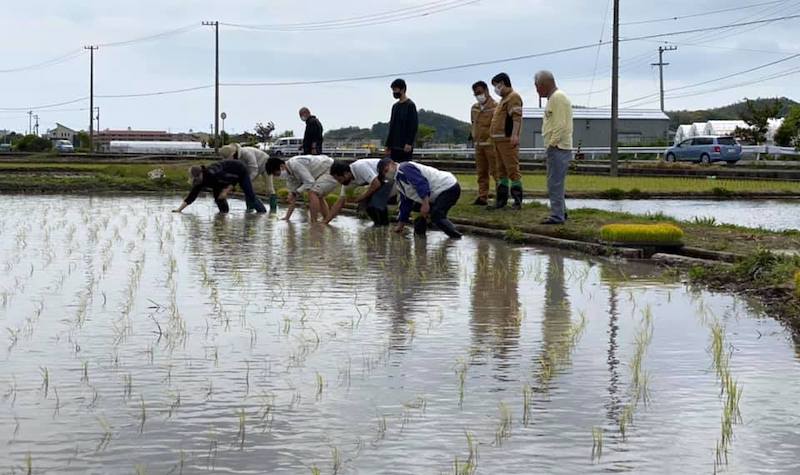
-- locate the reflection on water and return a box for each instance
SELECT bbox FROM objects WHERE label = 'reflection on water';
[534,198,800,231]
[1,194,799,474]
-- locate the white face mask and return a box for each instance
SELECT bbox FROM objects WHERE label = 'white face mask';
[279,170,290,180]
[494,85,504,96]
[476,94,487,104]
[300,116,308,122]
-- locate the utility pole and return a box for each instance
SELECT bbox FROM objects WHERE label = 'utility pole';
[651,45,678,112]
[609,0,620,177]
[94,106,101,132]
[28,111,33,135]
[85,45,98,151]
[202,21,220,150]
[33,115,39,135]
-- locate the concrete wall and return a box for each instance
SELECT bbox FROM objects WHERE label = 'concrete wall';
[522,118,670,148]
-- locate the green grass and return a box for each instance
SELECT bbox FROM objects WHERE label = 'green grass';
[453,173,800,195]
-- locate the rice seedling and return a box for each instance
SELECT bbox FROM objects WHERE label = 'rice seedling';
[338,357,352,388]
[96,415,113,452]
[135,463,147,475]
[206,427,219,470]
[452,430,479,475]
[315,372,325,400]
[617,306,655,441]
[331,446,342,475]
[375,413,388,442]
[167,391,181,419]
[310,466,321,475]
[591,427,603,462]
[123,373,133,401]
[235,408,246,451]
[494,402,512,446]
[25,452,32,475]
[139,394,147,434]
[40,366,49,398]
[454,358,468,408]
[599,223,685,246]
[522,383,533,427]
[53,386,61,418]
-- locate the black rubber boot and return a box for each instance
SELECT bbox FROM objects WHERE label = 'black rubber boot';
[413,216,428,236]
[510,185,523,211]
[488,184,509,210]
[437,219,463,239]
[377,208,390,226]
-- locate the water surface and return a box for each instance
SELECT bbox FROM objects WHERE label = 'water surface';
[1,194,799,474]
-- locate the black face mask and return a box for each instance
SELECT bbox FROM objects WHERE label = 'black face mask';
[393,92,402,99]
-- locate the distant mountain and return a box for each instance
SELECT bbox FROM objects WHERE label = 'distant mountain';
[666,97,798,129]
[325,109,471,144]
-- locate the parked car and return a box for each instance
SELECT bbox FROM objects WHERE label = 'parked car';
[54,139,75,153]
[268,137,303,157]
[0,143,11,153]
[664,136,742,164]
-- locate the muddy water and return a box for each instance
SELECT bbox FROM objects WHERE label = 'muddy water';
[1,194,799,474]
[533,198,800,231]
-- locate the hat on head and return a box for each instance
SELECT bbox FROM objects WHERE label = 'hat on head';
[219,143,241,160]
[376,157,393,181]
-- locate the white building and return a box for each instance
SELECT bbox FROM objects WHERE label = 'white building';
[767,118,785,144]
[702,120,748,137]
[45,123,77,143]
[106,140,210,154]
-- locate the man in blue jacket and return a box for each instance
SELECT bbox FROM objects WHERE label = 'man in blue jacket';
[377,158,462,239]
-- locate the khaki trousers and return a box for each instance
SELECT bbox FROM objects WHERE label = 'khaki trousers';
[493,140,521,182]
[475,144,498,200]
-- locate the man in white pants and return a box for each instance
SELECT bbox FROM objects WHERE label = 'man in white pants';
[219,143,277,212]
[265,155,337,222]
[535,70,573,225]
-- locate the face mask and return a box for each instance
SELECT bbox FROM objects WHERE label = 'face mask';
[384,168,397,181]
[494,85,504,96]
[300,116,307,122]
[279,170,289,180]
[392,92,402,99]
[476,94,487,104]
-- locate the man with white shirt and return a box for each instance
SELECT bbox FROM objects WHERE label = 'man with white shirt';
[325,159,395,226]
[535,70,573,225]
[377,158,462,239]
[265,155,337,222]
[219,143,277,212]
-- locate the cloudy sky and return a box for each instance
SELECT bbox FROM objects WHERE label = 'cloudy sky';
[1,0,799,136]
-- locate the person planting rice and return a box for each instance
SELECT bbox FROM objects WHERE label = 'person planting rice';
[377,157,462,239]
[173,159,267,214]
[265,154,337,222]
[325,159,396,226]
[219,143,278,212]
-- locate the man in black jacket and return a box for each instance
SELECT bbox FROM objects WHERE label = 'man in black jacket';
[385,78,418,162]
[172,160,266,214]
[299,107,323,155]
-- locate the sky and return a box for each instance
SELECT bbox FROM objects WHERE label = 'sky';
[1,0,799,136]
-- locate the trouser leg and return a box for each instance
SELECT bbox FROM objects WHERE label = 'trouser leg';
[215,198,230,213]
[430,184,462,238]
[546,147,571,222]
[391,148,413,163]
[475,146,490,201]
[492,142,511,209]
[239,174,266,213]
[367,181,394,226]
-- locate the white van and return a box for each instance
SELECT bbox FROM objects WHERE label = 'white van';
[268,137,303,157]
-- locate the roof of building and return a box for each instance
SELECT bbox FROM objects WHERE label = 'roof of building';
[97,129,169,136]
[51,123,76,132]
[523,108,669,120]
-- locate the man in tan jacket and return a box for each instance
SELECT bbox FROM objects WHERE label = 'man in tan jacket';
[489,72,524,210]
[470,81,498,206]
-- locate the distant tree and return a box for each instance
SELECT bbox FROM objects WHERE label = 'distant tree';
[75,131,90,150]
[774,106,800,147]
[255,121,275,142]
[13,134,52,152]
[220,131,231,146]
[733,98,782,144]
[275,130,294,138]
[416,124,436,148]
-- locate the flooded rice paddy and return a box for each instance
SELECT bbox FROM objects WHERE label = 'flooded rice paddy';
[533,198,800,232]
[1,194,799,474]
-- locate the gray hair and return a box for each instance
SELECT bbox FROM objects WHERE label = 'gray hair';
[534,70,555,84]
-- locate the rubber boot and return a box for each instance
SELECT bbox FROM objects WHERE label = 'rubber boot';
[413,216,428,236]
[488,183,509,210]
[377,208,390,226]
[436,219,462,239]
[269,194,278,213]
[510,182,523,211]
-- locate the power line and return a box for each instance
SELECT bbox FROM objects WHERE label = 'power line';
[221,0,479,31]
[96,84,213,98]
[587,0,613,107]
[0,50,83,74]
[621,0,786,25]
[0,97,89,112]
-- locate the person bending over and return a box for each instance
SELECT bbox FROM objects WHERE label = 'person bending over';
[173,159,266,214]
[219,143,277,212]
[377,158,462,239]
[326,159,396,226]
[265,154,336,222]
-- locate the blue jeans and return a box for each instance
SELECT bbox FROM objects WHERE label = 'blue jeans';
[239,174,266,213]
[546,147,571,222]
